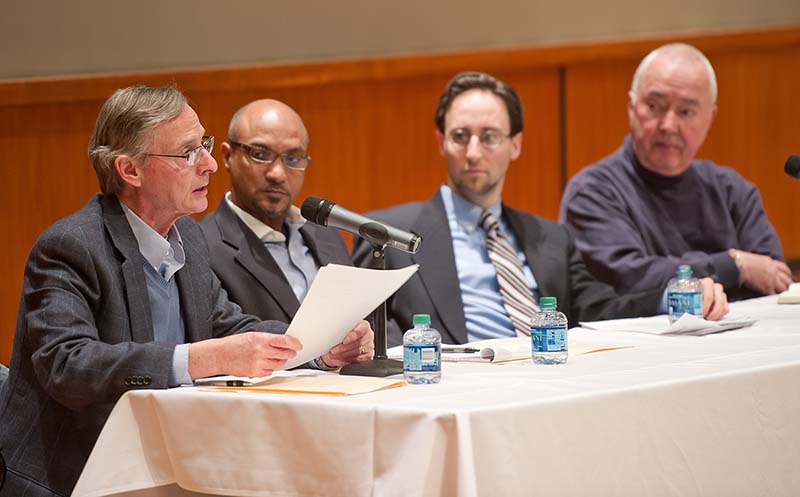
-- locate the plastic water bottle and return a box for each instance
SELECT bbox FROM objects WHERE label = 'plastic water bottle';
[531,296,568,364]
[667,265,703,324]
[403,314,441,384]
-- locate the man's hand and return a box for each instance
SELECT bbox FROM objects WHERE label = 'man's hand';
[320,320,374,368]
[736,250,793,295]
[699,277,729,321]
[188,332,302,380]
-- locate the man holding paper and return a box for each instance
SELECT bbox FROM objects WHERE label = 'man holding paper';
[0,86,369,497]
[353,71,729,345]
[200,99,374,369]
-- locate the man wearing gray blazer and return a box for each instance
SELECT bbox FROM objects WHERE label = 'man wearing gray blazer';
[199,101,357,342]
[0,86,372,497]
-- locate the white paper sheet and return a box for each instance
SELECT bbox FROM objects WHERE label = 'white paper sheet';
[283,263,419,369]
[580,313,757,336]
[777,282,800,304]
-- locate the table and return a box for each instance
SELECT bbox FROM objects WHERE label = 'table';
[73,296,800,497]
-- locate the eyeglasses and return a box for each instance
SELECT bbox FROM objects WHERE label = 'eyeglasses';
[146,135,214,167]
[446,128,510,149]
[228,141,311,171]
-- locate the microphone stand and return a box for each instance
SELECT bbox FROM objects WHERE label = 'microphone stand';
[339,242,404,377]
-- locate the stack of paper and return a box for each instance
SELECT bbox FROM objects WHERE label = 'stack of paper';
[196,371,405,395]
[580,313,757,336]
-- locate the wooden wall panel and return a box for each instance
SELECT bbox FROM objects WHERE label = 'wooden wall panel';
[1,25,798,364]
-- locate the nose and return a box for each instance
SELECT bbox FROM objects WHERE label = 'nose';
[659,109,679,134]
[197,148,218,174]
[264,157,288,180]
[465,135,483,162]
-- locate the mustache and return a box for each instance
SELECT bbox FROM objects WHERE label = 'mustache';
[654,133,683,146]
[262,183,289,195]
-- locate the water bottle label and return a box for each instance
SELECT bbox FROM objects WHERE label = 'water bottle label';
[668,291,702,318]
[404,344,441,372]
[531,326,567,353]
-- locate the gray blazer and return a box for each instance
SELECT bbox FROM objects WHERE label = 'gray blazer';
[0,194,286,497]
[199,198,352,321]
[352,191,663,345]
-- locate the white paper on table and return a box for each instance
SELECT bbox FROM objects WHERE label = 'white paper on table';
[282,263,419,369]
[193,369,315,387]
[777,283,800,304]
[580,313,757,336]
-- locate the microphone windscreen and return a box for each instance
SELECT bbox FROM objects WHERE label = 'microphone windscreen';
[785,155,800,179]
[301,196,336,225]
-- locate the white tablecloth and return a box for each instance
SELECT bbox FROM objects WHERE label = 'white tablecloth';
[73,297,800,497]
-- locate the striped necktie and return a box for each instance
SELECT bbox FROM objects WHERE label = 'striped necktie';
[479,210,539,337]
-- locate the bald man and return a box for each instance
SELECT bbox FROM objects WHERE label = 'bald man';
[560,43,791,300]
[199,99,373,369]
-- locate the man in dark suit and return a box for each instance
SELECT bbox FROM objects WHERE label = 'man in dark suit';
[0,86,372,497]
[200,99,371,369]
[353,72,729,345]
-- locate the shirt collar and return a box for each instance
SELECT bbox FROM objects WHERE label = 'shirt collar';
[224,191,305,242]
[119,201,185,279]
[440,184,502,234]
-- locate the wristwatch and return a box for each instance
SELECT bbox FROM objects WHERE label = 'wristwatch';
[313,356,339,371]
[729,248,744,285]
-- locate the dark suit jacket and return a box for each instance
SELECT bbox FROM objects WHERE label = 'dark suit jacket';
[0,194,286,497]
[352,191,663,346]
[199,198,352,321]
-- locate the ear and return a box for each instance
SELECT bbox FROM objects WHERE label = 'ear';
[221,142,233,170]
[710,103,718,124]
[509,132,523,161]
[436,129,446,157]
[115,155,144,188]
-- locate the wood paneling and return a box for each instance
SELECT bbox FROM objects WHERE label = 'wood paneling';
[1,25,798,364]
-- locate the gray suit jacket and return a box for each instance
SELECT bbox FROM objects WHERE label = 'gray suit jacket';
[352,191,663,346]
[199,198,352,321]
[0,194,286,497]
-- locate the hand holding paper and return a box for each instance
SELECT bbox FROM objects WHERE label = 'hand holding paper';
[283,263,418,369]
[194,264,418,384]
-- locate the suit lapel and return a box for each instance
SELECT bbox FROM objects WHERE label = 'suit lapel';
[504,206,560,300]
[101,195,154,343]
[410,193,469,344]
[299,223,350,267]
[215,201,300,318]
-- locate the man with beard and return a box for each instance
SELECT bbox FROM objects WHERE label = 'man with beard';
[352,71,729,346]
[560,43,791,300]
[200,99,372,370]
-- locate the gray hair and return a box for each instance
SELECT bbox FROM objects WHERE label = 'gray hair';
[630,43,718,104]
[88,85,187,194]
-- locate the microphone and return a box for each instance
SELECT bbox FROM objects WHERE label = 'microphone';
[785,155,800,179]
[301,196,422,254]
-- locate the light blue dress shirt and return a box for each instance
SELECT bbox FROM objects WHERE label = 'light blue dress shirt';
[440,185,539,341]
[225,193,318,302]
